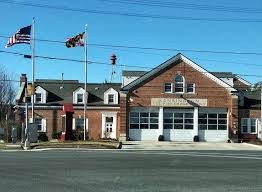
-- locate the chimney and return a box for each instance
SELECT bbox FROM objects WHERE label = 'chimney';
[20,74,27,86]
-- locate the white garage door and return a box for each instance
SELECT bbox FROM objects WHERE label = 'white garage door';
[163,109,194,141]
[198,110,228,142]
[129,108,159,141]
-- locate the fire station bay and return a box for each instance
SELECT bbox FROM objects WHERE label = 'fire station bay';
[119,53,259,142]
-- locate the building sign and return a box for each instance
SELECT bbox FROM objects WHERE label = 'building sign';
[151,98,208,107]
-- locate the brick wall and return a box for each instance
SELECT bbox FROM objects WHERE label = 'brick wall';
[122,60,237,139]
[29,107,120,140]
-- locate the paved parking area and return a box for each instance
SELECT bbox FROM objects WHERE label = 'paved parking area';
[122,141,262,150]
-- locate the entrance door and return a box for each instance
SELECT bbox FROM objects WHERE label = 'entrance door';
[105,117,114,138]
[102,112,117,139]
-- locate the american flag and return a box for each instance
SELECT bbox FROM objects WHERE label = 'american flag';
[5,25,31,48]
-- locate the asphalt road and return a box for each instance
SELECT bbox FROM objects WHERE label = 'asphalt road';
[1,150,262,192]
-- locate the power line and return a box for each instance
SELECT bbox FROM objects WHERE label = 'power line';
[97,0,262,14]
[1,49,262,76]
[0,0,262,23]
[1,34,262,57]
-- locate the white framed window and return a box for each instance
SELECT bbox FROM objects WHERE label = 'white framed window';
[186,83,195,93]
[73,118,88,131]
[174,75,184,93]
[198,113,227,130]
[77,93,84,103]
[241,118,257,134]
[34,118,46,132]
[164,82,172,93]
[104,88,118,104]
[164,111,193,130]
[129,110,159,129]
[35,93,42,103]
[108,94,114,104]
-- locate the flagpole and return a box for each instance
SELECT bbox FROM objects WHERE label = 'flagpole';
[83,24,88,141]
[31,17,35,123]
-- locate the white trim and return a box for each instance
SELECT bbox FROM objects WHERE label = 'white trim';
[174,75,185,93]
[241,118,257,134]
[35,86,47,103]
[101,111,117,139]
[104,87,119,104]
[163,82,173,93]
[72,118,76,130]
[122,53,237,93]
[73,87,87,104]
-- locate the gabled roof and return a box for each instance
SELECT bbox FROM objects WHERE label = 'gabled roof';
[121,53,237,93]
[27,79,122,105]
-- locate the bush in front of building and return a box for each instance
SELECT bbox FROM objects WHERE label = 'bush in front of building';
[38,133,48,142]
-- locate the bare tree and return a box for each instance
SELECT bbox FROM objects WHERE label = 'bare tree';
[0,66,15,141]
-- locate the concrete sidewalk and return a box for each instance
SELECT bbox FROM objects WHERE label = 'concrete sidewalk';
[122,141,262,150]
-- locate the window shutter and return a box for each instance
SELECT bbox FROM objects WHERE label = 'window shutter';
[72,118,76,130]
[42,119,47,132]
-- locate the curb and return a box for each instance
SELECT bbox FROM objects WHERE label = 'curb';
[242,142,262,149]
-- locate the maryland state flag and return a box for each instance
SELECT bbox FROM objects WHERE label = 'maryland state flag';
[65,32,85,48]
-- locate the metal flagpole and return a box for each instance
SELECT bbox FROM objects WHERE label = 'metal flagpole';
[83,24,88,141]
[31,17,35,123]
[260,83,262,141]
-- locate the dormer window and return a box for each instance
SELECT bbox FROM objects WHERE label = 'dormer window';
[174,75,184,93]
[77,93,84,103]
[34,86,47,103]
[108,94,114,104]
[104,88,118,104]
[35,93,42,103]
[73,87,87,104]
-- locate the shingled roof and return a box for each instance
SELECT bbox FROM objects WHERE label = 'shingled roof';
[34,79,121,105]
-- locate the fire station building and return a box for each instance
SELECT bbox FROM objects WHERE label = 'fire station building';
[119,53,259,142]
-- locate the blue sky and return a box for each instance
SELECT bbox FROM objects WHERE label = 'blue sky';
[0,0,262,87]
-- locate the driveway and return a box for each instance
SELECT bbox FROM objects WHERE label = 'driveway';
[122,141,262,150]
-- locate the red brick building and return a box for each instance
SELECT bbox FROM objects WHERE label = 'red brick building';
[119,53,261,142]
[16,75,121,140]
[15,53,261,142]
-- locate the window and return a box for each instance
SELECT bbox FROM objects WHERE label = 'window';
[241,118,257,134]
[77,94,83,103]
[198,113,227,130]
[108,94,114,104]
[163,111,193,130]
[34,118,46,132]
[75,118,84,130]
[129,110,159,129]
[164,82,172,93]
[35,93,42,103]
[174,75,184,93]
[186,83,195,93]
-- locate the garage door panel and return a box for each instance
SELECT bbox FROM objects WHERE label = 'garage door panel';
[164,129,193,141]
[129,129,159,141]
[198,130,228,142]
